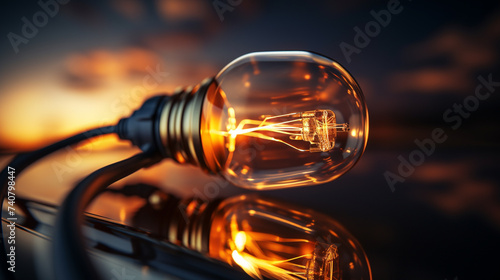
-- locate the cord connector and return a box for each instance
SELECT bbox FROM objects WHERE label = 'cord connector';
[117,95,169,153]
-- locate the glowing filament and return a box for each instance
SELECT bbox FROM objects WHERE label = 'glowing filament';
[235,231,247,252]
[221,109,349,153]
[230,230,316,280]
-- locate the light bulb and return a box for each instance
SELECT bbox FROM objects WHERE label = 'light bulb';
[122,51,368,189]
[161,194,372,280]
[200,51,368,189]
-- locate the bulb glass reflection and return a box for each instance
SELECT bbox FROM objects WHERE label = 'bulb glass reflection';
[201,51,369,189]
[88,187,372,280]
[208,194,372,280]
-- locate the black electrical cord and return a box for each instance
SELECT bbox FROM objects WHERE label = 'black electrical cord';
[0,125,117,280]
[53,150,162,280]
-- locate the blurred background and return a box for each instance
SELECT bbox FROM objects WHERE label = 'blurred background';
[1,0,499,279]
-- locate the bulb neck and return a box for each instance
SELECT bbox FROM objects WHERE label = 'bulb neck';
[96,186,219,256]
[118,77,216,171]
[158,197,220,254]
[157,78,213,168]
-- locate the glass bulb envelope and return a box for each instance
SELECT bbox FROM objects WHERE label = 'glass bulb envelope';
[201,51,369,189]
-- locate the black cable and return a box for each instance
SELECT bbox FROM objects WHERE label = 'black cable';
[0,125,116,280]
[53,150,162,280]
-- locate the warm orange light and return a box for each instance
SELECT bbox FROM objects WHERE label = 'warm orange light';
[350,129,357,137]
[235,231,247,252]
[215,109,349,153]
[119,207,126,222]
[229,230,313,280]
[208,195,372,280]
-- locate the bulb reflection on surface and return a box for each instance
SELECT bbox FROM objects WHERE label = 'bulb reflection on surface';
[208,195,371,280]
[90,186,371,280]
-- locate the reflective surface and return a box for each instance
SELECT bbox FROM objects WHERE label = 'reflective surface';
[2,195,253,280]
[88,186,372,280]
[201,51,369,189]
[209,194,371,280]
